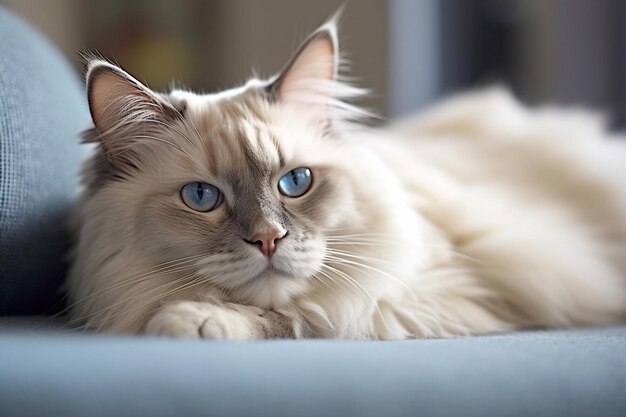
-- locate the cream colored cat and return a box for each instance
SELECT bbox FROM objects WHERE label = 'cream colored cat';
[67,19,626,339]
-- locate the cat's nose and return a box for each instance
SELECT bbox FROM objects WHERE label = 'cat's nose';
[246,230,286,258]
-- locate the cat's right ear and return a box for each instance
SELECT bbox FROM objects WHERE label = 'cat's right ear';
[266,12,368,128]
[85,60,178,156]
[266,20,339,129]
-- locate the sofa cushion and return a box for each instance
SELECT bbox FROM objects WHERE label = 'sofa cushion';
[0,323,625,417]
[0,7,89,314]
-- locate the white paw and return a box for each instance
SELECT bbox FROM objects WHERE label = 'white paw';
[144,302,254,340]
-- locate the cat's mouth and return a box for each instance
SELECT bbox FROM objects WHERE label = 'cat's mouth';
[255,264,291,280]
[251,259,320,282]
[243,244,323,282]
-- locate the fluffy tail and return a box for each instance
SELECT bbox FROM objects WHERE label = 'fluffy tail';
[391,87,607,141]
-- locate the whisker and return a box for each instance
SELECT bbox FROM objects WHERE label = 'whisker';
[71,269,202,327]
[325,248,398,268]
[91,271,221,331]
[60,255,208,317]
[319,263,389,329]
[324,253,420,309]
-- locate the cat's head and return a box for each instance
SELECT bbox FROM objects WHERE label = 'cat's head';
[83,20,418,309]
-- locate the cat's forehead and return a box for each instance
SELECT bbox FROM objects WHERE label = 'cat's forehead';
[168,85,287,178]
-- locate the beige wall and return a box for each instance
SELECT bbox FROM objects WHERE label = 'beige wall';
[1,0,390,116]
[204,0,388,115]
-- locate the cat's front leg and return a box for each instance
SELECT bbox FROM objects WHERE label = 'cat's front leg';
[144,301,294,340]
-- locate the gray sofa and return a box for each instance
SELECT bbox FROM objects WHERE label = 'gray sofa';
[1,7,625,417]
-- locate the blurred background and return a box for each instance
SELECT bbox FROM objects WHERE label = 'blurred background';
[1,0,625,125]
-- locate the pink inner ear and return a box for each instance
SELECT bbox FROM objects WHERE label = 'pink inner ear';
[89,70,144,133]
[276,34,336,105]
[88,63,171,136]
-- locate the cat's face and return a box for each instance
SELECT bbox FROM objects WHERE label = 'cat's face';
[83,23,380,307]
[133,89,360,307]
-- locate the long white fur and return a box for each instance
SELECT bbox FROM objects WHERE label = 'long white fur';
[66,20,626,339]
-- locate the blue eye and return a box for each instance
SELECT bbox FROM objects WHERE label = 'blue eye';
[278,167,312,197]
[180,182,223,212]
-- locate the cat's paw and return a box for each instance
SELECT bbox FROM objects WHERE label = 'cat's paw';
[145,302,255,340]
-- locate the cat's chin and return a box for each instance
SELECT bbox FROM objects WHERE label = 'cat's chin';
[231,268,312,309]
[254,266,292,280]
[252,250,323,281]
[251,262,317,282]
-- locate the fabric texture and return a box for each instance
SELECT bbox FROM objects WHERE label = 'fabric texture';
[0,323,625,417]
[0,7,89,314]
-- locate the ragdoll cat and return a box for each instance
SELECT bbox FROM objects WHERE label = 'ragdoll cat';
[67,19,626,339]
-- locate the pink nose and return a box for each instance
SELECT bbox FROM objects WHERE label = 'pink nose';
[249,230,286,258]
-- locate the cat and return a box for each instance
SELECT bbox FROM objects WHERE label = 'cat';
[66,17,626,339]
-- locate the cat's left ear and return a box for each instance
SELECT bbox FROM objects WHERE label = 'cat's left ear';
[84,60,180,162]
[267,21,339,126]
[86,60,178,134]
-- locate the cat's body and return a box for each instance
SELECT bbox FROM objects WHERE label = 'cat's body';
[67,21,626,339]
